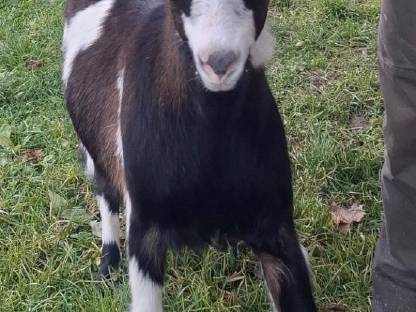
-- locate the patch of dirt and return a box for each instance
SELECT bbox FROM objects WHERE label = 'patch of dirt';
[20,148,43,163]
[25,59,46,69]
[321,303,348,312]
[349,112,369,130]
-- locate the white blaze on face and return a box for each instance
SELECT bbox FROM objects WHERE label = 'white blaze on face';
[182,0,256,92]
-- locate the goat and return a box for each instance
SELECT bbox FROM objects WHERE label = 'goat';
[63,0,317,311]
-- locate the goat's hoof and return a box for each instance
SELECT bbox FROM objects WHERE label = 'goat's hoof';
[99,243,121,278]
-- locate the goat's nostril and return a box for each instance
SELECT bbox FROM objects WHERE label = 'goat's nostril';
[205,51,239,78]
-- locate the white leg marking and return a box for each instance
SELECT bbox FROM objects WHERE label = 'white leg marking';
[62,0,115,84]
[97,195,120,246]
[79,142,95,179]
[129,257,163,312]
[250,25,275,68]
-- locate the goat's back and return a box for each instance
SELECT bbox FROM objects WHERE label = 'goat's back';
[63,0,161,192]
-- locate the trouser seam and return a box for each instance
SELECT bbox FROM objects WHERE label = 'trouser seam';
[379,55,416,73]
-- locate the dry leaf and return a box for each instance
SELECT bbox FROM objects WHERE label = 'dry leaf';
[295,41,305,47]
[48,190,68,217]
[26,59,46,69]
[330,203,365,234]
[20,149,43,162]
[90,220,102,238]
[321,303,348,312]
[0,124,13,148]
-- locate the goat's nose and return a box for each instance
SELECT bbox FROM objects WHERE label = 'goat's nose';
[202,51,239,78]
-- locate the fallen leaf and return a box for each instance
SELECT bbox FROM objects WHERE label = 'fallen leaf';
[48,190,68,217]
[90,220,102,238]
[0,124,13,148]
[330,203,365,234]
[61,207,90,224]
[295,40,305,47]
[20,149,43,163]
[321,303,348,312]
[26,59,46,69]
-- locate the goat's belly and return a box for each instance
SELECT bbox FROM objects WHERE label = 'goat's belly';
[129,177,289,247]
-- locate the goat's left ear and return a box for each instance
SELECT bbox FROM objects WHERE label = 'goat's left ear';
[250,25,275,69]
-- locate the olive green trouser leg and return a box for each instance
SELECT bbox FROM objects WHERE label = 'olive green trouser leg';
[372,0,416,311]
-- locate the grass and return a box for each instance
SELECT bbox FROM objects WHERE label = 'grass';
[0,0,382,311]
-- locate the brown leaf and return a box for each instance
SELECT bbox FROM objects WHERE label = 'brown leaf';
[321,303,348,312]
[20,149,43,163]
[330,203,365,234]
[26,59,46,69]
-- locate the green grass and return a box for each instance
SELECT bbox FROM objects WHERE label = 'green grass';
[0,0,382,311]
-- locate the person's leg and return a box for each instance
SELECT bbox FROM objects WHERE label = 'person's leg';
[373,1,416,311]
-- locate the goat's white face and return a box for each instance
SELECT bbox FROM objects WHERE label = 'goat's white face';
[177,0,269,92]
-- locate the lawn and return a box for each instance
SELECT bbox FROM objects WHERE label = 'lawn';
[0,0,383,311]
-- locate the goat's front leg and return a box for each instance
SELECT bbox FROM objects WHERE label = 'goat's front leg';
[128,218,166,312]
[255,225,317,312]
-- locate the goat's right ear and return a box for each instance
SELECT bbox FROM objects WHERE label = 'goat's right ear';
[250,25,275,69]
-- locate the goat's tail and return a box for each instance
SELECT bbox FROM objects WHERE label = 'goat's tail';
[257,229,317,312]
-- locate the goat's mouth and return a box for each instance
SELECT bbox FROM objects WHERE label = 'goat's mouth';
[194,55,246,92]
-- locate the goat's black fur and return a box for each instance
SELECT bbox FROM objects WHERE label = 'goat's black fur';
[64,1,316,311]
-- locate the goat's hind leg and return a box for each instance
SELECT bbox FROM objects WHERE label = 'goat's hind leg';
[256,226,316,312]
[80,143,122,276]
[95,170,122,277]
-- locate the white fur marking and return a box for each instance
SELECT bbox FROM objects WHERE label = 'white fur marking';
[116,69,125,164]
[261,264,281,312]
[250,25,275,68]
[62,0,115,84]
[97,195,120,246]
[129,257,163,312]
[124,192,132,240]
[79,142,95,179]
[269,292,280,312]
[182,0,256,91]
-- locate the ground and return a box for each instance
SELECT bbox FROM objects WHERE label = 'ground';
[0,0,382,311]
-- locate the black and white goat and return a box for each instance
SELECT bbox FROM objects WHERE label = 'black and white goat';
[63,0,316,311]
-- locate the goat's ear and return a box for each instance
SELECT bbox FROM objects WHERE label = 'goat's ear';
[250,25,275,69]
